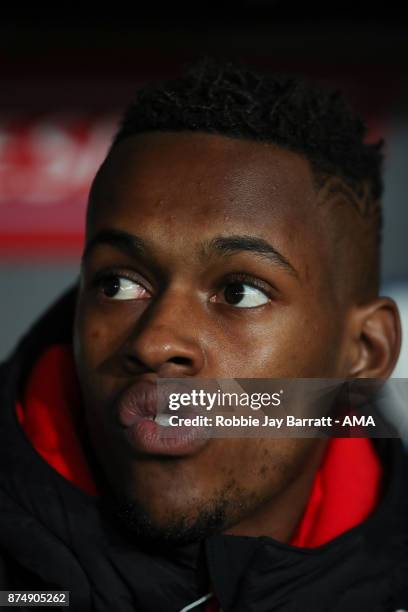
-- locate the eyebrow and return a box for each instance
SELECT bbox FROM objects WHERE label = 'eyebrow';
[82,229,146,261]
[204,235,299,278]
[82,229,299,279]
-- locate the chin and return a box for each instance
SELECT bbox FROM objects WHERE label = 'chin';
[106,494,229,545]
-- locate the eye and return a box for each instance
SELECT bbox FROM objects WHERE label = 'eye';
[98,274,151,301]
[216,281,270,308]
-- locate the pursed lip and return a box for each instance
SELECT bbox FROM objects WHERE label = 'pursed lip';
[115,379,210,456]
[116,379,189,426]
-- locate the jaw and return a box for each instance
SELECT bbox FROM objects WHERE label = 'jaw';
[93,436,327,543]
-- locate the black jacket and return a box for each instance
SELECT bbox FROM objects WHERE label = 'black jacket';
[1,285,408,612]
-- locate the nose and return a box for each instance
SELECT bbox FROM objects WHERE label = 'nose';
[121,288,206,377]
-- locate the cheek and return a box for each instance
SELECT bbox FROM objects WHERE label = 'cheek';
[214,305,337,377]
[73,297,123,412]
[74,295,129,369]
[79,318,109,364]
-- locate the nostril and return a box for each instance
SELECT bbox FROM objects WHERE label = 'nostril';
[169,356,192,366]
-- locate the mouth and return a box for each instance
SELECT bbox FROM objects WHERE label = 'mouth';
[115,380,209,457]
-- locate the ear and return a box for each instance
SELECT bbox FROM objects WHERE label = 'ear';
[348,297,401,379]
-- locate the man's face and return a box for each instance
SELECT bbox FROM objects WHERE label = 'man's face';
[74,132,352,542]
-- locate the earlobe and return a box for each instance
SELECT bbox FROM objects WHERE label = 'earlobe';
[349,297,401,379]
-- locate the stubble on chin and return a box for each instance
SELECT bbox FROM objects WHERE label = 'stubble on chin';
[104,480,252,546]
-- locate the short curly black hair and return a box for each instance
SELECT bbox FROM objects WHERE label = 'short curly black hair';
[106,58,384,296]
[110,58,383,199]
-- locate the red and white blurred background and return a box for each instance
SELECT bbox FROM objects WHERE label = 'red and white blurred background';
[0,112,117,257]
[1,8,407,375]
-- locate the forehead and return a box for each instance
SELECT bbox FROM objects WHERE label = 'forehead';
[89,131,321,226]
[87,132,330,285]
